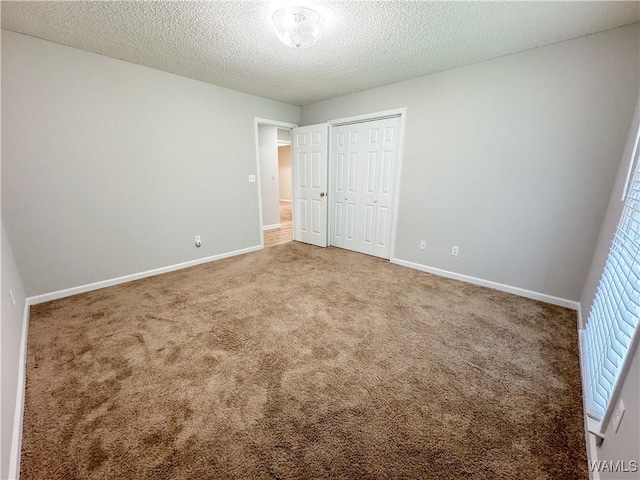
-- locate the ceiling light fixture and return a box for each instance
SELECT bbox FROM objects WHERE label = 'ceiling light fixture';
[271,6,325,49]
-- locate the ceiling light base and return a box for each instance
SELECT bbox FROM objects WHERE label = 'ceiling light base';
[272,6,325,49]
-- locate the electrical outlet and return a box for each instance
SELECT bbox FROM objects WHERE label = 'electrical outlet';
[9,289,16,307]
[248,175,256,183]
[420,240,426,250]
[612,399,625,433]
[194,235,202,248]
[451,246,459,256]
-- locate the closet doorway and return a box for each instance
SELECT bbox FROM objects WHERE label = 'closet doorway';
[329,114,403,259]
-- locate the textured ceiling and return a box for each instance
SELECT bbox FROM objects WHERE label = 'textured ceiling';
[2,1,639,106]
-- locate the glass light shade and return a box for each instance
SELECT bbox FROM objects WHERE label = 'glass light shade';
[271,7,325,49]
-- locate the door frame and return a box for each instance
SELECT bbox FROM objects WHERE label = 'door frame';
[327,108,407,260]
[254,118,298,248]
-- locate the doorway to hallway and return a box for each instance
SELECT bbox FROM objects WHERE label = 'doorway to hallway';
[254,117,297,249]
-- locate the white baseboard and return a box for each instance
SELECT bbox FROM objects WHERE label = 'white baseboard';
[390,258,579,310]
[577,319,599,480]
[279,199,292,203]
[28,245,263,305]
[262,224,281,231]
[8,302,30,480]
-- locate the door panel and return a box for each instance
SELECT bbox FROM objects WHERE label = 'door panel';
[366,152,377,194]
[293,124,329,247]
[311,199,322,234]
[311,152,322,188]
[364,204,374,245]
[375,206,390,250]
[334,202,344,244]
[347,153,357,192]
[297,153,307,187]
[373,119,399,258]
[297,198,308,231]
[381,150,393,194]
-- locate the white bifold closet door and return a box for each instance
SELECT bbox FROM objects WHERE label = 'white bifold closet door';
[331,117,401,259]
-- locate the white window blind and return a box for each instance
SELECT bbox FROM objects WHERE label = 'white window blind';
[584,150,640,422]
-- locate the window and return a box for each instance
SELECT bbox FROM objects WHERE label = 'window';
[583,125,640,429]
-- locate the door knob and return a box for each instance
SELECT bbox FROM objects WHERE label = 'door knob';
[320,192,326,198]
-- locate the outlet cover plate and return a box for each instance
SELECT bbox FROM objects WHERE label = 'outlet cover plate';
[612,399,625,433]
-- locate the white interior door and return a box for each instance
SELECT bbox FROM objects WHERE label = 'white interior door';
[292,124,329,247]
[331,117,401,259]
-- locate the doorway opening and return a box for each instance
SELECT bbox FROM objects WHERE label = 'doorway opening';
[254,118,297,248]
[266,131,294,247]
[328,113,404,259]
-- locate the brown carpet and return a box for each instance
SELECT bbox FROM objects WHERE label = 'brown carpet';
[22,242,587,479]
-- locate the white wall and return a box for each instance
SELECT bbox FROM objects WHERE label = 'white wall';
[1,222,27,480]
[277,128,291,144]
[1,30,300,296]
[278,146,292,201]
[581,97,640,478]
[302,24,640,302]
[258,124,280,228]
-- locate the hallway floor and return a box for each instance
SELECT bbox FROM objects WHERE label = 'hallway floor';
[264,201,292,248]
